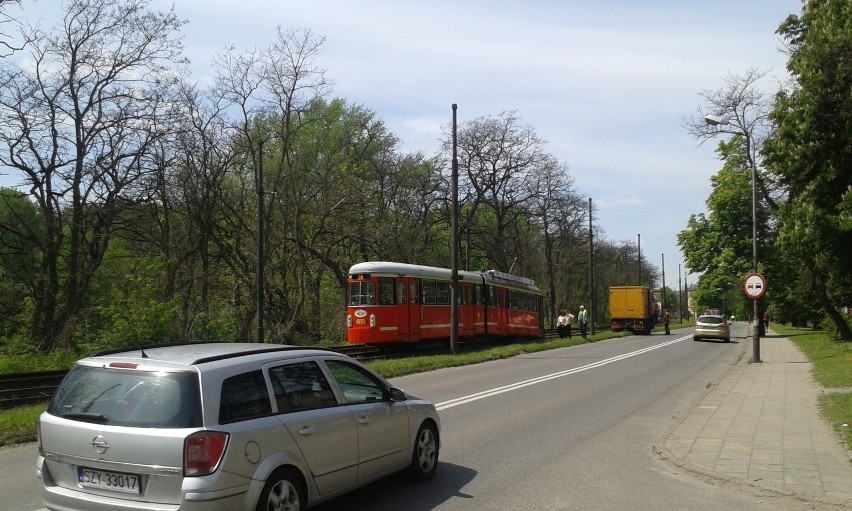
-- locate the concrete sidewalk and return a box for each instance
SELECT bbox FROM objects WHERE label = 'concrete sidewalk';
[655,329,852,508]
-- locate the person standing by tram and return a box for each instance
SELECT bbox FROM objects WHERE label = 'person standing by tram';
[577,305,588,340]
[556,310,570,339]
[566,309,575,338]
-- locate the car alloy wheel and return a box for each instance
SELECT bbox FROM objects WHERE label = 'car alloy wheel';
[409,422,439,480]
[258,468,303,511]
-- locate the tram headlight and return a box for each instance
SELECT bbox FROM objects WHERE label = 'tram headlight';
[370,314,376,328]
[347,315,352,328]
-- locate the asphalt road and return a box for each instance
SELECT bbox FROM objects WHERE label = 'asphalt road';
[317,323,833,511]
[9,323,832,511]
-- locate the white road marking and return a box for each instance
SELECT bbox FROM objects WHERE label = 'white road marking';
[435,335,692,411]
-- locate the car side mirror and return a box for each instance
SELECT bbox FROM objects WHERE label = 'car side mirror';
[389,387,407,401]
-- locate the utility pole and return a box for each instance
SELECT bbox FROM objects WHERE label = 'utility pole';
[678,263,683,324]
[661,253,666,322]
[256,140,265,343]
[588,198,595,335]
[450,104,460,355]
[637,234,641,286]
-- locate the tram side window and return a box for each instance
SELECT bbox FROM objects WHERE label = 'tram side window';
[422,279,436,305]
[379,277,395,305]
[509,290,531,311]
[349,281,375,306]
[485,285,498,307]
[436,280,450,304]
[512,290,531,310]
[474,284,484,305]
[422,279,451,305]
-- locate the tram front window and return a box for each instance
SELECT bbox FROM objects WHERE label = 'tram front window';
[349,281,376,306]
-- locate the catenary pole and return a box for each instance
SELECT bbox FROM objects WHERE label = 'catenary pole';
[450,104,460,355]
[256,140,265,343]
[588,198,595,335]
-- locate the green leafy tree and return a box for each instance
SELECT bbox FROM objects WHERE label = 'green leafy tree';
[0,188,41,339]
[678,136,776,320]
[764,0,852,339]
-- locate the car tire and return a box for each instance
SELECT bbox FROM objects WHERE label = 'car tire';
[256,468,304,511]
[693,336,701,342]
[408,422,439,481]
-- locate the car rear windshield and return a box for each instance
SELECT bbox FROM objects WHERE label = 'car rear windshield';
[699,316,725,324]
[47,365,202,428]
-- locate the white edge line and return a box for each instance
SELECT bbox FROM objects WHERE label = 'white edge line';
[435,335,691,411]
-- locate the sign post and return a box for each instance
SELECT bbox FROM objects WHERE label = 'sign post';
[743,273,766,363]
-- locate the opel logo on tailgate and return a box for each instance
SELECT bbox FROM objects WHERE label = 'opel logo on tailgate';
[91,435,109,454]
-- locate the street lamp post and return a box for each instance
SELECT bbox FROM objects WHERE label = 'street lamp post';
[705,114,760,362]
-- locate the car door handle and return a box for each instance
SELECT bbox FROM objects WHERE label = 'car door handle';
[298,426,314,435]
[357,416,370,425]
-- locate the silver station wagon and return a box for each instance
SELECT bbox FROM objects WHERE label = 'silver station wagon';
[37,343,440,511]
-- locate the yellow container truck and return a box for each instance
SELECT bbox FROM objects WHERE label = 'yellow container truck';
[609,286,658,334]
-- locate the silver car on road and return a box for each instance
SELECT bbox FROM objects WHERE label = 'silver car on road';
[37,343,440,511]
[693,315,731,342]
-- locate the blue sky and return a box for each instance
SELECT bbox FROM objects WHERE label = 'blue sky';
[5,0,800,288]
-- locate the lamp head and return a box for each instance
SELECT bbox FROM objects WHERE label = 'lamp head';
[704,114,730,126]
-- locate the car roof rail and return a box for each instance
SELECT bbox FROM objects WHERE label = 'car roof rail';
[191,346,339,365]
[91,341,342,365]
[92,340,228,357]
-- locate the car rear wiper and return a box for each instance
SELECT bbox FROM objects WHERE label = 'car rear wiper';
[61,412,109,424]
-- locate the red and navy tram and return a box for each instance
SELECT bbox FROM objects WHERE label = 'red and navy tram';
[346,261,545,345]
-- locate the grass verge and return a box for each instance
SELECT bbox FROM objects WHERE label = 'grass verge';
[369,330,632,378]
[0,402,46,447]
[772,323,852,450]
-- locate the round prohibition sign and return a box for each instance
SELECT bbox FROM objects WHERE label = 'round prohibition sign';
[743,273,767,300]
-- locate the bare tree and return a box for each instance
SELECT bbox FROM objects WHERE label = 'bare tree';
[0,0,185,350]
[0,0,27,58]
[526,161,586,326]
[450,111,552,272]
[683,67,781,209]
[213,27,331,342]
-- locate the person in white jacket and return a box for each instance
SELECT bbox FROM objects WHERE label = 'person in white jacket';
[557,310,569,339]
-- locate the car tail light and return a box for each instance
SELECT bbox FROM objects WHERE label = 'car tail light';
[37,421,43,456]
[184,431,229,476]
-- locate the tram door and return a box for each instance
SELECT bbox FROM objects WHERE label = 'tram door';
[398,278,421,341]
[495,288,509,336]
